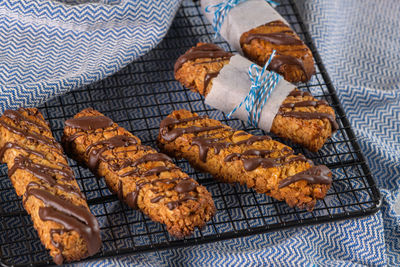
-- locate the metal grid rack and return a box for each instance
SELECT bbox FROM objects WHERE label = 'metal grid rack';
[0,0,381,266]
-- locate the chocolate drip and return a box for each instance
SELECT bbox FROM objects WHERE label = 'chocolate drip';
[234,131,249,137]
[141,166,178,177]
[279,165,332,188]
[280,100,329,109]
[65,116,113,131]
[224,149,275,163]
[160,115,207,129]
[277,110,339,131]
[9,156,73,181]
[192,137,232,162]
[289,90,312,97]
[193,58,227,66]
[243,32,303,46]
[166,194,198,210]
[50,229,66,265]
[242,157,281,171]
[191,133,273,163]
[174,43,233,73]
[116,152,198,210]
[9,156,84,199]
[235,135,272,146]
[121,165,176,178]
[268,54,309,80]
[174,179,198,193]
[161,125,225,142]
[0,142,46,161]
[204,72,220,91]
[124,177,197,210]
[26,188,101,256]
[150,195,165,203]
[86,135,138,172]
[131,153,172,167]
[224,147,310,171]
[0,120,62,151]
[3,109,50,133]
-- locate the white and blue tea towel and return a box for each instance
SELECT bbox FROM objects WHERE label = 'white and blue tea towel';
[0,0,181,112]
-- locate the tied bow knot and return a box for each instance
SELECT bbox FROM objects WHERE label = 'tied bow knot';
[227,50,281,128]
[205,0,279,38]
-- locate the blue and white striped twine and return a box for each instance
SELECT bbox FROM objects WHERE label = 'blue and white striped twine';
[227,50,281,128]
[205,0,279,38]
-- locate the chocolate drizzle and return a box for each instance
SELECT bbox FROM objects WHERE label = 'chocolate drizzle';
[280,100,328,109]
[0,119,62,151]
[124,176,198,210]
[268,55,309,80]
[9,156,84,199]
[162,125,225,142]
[166,194,197,210]
[243,32,304,46]
[278,90,338,131]
[159,116,216,143]
[289,90,311,97]
[174,43,233,73]
[277,110,338,131]
[118,152,198,210]
[224,148,308,171]
[26,188,101,256]
[85,135,138,172]
[192,137,232,162]
[279,165,332,188]
[65,116,113,131]
[241,21,313,80]
[204,72,220,91]
[0,108,100,264]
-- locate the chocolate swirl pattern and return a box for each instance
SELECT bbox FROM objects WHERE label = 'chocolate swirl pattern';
[0,108,101,265]
[62,108,215,238]
[158,110,332,211]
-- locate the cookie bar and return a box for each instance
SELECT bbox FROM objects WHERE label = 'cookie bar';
[62,108,215,238]
[0,108,101,265]
[175,43,337,151]
[157,109,332,211]
[240,20,315,83]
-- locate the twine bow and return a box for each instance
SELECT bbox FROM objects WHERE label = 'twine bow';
[227,50,281,128]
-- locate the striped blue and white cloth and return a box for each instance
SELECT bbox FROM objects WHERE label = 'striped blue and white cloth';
[0,0,182,112]
[1,0,399,266]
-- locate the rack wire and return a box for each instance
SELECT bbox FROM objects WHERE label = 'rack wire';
[0,0,381,266]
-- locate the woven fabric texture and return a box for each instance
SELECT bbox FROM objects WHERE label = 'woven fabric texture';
[0,0,181,111]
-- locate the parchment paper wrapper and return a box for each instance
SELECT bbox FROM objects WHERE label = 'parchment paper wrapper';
[205,55,295,131]
[201,0,289,52]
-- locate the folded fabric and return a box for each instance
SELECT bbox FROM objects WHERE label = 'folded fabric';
[0,0,182,112]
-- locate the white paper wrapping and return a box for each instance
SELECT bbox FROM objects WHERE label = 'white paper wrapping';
[201,0,289,52]
[205,55,295,131]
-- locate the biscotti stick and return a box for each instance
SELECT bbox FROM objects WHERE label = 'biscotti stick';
[158,109,332,211]
[175,43,337,152]
[62,108,215,238]
[0,108,101,265]
[201,0,315,82]
[240,20,315,83]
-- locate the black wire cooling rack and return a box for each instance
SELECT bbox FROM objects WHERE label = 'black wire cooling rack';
[0,0,381,266]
